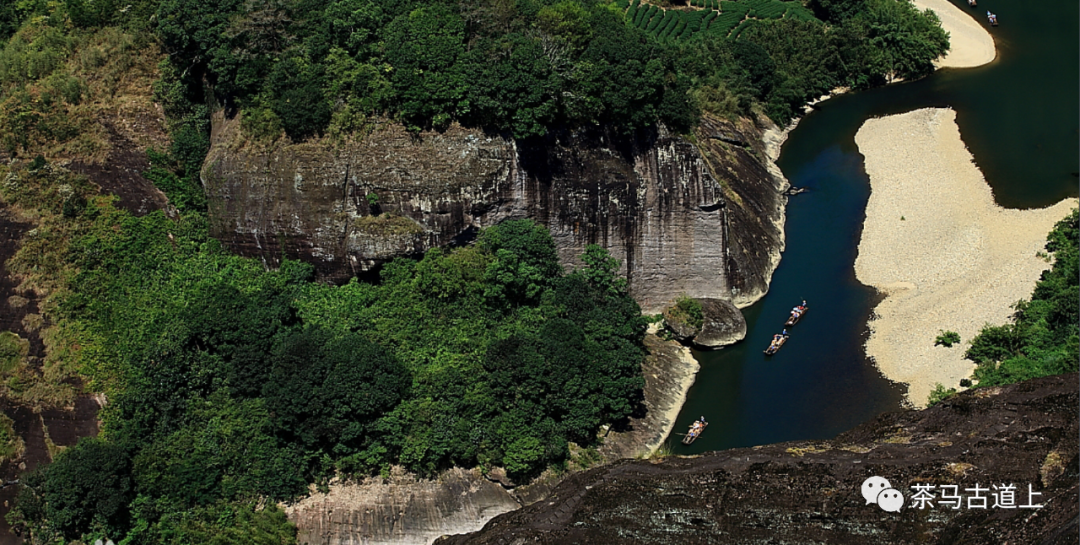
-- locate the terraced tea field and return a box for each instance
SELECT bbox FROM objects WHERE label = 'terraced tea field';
[615,0,819,42]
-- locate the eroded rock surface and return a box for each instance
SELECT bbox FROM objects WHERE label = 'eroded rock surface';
[438,373,1079,545]
[203,114,787,312]
[285,467,521,545]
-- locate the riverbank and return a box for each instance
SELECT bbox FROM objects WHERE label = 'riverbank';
[600,323,700,459]
[854,108,1076,408]
[912,0,996,68]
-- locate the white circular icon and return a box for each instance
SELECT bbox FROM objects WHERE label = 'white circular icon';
[877,488,905,512]
[861,476,892,505]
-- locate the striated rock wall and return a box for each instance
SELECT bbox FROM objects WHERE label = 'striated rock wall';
[440,372,1079,545]
[203,113,787,312]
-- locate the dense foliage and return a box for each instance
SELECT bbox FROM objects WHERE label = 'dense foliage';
[965,209,1079,387]
[1,0,949,146]
[4,154,645,540]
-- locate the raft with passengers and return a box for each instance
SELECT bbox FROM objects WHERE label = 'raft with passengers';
[785,300,808,326]
[682,417,708,445]
[764,329,789,355]
[987,11,998,26]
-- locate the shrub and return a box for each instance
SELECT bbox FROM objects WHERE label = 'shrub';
[935,330,960,347]
[927,383,957,407]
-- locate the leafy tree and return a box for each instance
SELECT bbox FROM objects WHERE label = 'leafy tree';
[262,329,410,454]
[481,219,563,306]
[383,6,468,130]
[14,438,133,540]
[858,0,949,81]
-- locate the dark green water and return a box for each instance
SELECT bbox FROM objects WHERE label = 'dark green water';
[673,0,1079,453]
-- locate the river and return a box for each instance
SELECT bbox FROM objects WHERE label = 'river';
[673,0,1079,453]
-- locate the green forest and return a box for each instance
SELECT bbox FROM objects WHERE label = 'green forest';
[0,0,958,542]
[1,0,948,145]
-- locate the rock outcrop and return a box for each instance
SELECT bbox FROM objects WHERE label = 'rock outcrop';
[439,373,1079,544]
[662,298,746,349]
[203,113,787,313]
[694,298,746,348]
[284,467,522,545]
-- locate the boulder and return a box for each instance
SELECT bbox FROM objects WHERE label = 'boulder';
[694,298,746,348]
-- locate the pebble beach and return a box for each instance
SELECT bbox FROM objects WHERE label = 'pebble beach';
[854,108,1077,407]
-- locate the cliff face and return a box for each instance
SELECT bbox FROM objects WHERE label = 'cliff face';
[438,373,1079,545]
[203,113,787,312]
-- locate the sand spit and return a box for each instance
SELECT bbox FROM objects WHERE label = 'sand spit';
[912,0,996,68]
[854,108,1077,408]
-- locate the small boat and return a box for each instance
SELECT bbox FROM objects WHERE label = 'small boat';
[785,301,808,327]
[764,333,789,355]
[682,419,708,445]
[967,0,975,7]
[987,11,998,26]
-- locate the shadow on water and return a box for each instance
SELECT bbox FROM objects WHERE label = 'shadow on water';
[672,0,1078,453]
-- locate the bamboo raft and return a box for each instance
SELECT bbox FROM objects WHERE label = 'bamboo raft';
[764,334,788,355]
[785,305,808,327]
[682,420,708,445]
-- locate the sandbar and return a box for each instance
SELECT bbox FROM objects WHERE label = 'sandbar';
[911,0,996,68]
[854,108,1077,407]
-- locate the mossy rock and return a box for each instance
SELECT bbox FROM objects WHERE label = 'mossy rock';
[663,296,704,342]
[353,213,424,236]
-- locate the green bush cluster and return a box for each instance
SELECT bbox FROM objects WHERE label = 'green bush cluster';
[926,383,957,407]
[668,0,948,123]
[146,0,697,139]
[965,209,1079,387]
[934,330,960,347]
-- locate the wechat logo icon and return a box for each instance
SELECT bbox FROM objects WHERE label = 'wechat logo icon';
[862,476,904,512]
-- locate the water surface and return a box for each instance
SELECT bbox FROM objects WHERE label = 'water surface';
[673,0,1079,453]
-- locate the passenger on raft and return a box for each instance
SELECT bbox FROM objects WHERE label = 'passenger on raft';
[790,301,807,319]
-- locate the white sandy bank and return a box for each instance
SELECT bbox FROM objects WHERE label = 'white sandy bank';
[854,108,1077,407]
[912,0,996,68]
